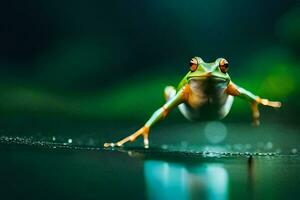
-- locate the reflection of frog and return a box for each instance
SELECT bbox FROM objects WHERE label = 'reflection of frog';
[104,57,281,148]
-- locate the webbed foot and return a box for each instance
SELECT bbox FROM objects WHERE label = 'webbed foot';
[104,126,150,148]
[251,98,282,126]
[257,97,282,108]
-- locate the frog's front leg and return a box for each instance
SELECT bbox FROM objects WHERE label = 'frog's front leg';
[226,81,281,125]
[104,85,190,148]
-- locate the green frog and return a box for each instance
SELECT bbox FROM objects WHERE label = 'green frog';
[104,57,281,148]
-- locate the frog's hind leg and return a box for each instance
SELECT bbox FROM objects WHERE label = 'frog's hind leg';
[164,86,176,101]
[104,126,150,148]
[104,85,188,148]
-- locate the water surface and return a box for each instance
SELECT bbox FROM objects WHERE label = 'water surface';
[0,121,299,200]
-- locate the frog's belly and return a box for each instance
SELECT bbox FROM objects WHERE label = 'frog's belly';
[178,78,234,121]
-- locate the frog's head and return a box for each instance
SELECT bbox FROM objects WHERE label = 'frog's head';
[187,57,231,83]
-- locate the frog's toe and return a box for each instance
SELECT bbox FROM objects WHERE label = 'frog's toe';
[259,99,282,108]
[252,119,260,127]
[103,143,122,148]
[269,101,281,108]
[103,143,112,148]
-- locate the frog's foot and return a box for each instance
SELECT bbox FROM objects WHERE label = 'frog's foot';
[251,102,260,126]
[104,126,150,148]
[164,86,176,101]
[257,97,282,108]
[251,98,282,126]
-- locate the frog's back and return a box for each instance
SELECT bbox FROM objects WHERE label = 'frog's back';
[178,78,233,121]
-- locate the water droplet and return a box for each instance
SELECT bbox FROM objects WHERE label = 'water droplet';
[204,121,227,144]
[52,136,56,141]
[291,148,298,154]
[68,138,72,144]
[276,148,282,154]
[266,142,273,150]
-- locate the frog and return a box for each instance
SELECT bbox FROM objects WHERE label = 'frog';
[104,57,281,148]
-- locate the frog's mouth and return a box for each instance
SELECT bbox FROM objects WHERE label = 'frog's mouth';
[188,75,228,82]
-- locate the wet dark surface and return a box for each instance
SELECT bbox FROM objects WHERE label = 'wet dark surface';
[0,120,300,200]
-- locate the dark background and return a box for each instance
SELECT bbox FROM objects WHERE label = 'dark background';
[0,0,298,123]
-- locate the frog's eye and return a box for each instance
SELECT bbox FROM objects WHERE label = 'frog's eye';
[189,58,198,72]
[219,58,229,73]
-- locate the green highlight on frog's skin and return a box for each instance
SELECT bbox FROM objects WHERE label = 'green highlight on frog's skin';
[104,57,281,148]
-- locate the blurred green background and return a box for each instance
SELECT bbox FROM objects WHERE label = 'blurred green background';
[1,1,300,200]
[0,0,299,124]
